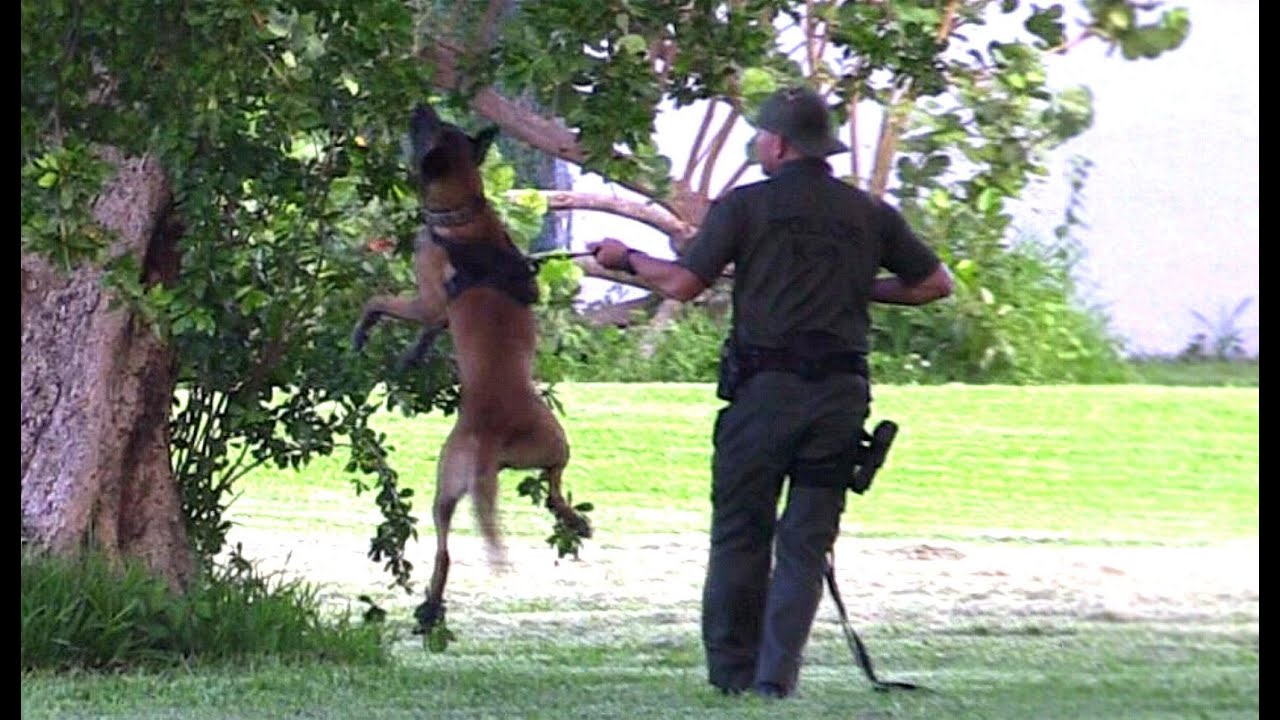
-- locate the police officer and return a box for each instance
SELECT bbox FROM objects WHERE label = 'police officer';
[588,86,953,699]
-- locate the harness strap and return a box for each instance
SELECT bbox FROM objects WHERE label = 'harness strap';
[825,549,925,693]
[429,232,539,306]
[423,195,487,228]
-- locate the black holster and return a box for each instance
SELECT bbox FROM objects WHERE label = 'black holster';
[850,420,897,494]
[716,338,742,401]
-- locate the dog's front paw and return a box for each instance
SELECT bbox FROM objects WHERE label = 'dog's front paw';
[395,326,443,371]
[351,312,382,352]
[395,344,434,372]
[413,597,446,634]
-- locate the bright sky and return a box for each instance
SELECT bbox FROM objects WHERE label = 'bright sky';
[564,0,1259,358]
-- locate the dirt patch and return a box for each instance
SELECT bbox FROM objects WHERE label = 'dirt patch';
[223,527,1258,630]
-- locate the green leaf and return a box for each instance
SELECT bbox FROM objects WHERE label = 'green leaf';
[976,187,1001,214]
[617,34,646,56]
[927,188,951,212]
[36,171,58,188]
[739,66,776,104]
[1105,5,1133,31]
[340,73,360,96]
[264,9,294,39]
[1024,5,1066,49]
[237,288,269,314]
[895,5,939,26]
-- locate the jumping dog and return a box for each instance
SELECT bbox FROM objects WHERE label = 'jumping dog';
[352,101,591,632]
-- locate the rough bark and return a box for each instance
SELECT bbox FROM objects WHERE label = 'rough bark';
[21,151,193,590]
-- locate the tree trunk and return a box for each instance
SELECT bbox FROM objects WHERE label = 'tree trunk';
[20,151,193,590]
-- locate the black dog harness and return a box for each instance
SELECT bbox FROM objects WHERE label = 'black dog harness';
[427,232,539,307]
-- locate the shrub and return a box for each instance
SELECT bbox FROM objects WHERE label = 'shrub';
[21,548,387,672]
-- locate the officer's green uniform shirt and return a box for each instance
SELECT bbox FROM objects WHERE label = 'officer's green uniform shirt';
[678,158,942,354]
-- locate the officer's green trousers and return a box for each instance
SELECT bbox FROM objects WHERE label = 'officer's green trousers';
[702,370,869,694]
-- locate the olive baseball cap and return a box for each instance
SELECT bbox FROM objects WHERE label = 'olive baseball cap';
[753,86,848,158]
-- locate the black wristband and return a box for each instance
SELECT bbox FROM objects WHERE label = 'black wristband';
[621,249,642,275]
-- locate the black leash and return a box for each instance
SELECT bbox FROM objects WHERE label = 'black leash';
[824,548,925,693]
[525,249,593,267]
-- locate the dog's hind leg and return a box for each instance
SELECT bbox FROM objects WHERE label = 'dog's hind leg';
[542,462,593,541]
[502,412,591,541]
[416,430,473,633]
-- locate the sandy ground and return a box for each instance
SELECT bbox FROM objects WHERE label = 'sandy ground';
[222,526,1259,632]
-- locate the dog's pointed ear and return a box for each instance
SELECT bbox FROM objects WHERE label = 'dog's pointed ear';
[471,125,499,165]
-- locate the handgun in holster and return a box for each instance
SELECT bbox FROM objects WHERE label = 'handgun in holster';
[849,420,897,494]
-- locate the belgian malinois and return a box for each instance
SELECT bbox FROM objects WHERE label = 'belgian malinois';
[352,101,590,632]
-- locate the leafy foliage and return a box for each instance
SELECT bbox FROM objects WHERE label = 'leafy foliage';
[516,474,595,560]
[472,1,1189,189]
[21,547,387,671]
[20,1,566,593]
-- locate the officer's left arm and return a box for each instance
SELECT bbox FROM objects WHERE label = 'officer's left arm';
[631,253,709,301]
[589,194,740,302]
[586,239,709,301]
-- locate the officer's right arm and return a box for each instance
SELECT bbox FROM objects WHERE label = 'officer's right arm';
[871,264,953,305]
[871,199,954,306]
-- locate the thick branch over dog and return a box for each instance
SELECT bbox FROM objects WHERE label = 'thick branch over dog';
[521,190,693,239]
[424,41,679,218]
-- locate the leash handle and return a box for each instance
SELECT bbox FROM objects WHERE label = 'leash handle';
[824,550,925,693]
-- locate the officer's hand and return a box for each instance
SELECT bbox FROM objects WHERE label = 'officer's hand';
[587,238,633,272]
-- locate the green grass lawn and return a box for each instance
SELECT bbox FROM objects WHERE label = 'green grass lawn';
[21,621,1258,719]
[22,383,1259,719]
[228,383,1259,546]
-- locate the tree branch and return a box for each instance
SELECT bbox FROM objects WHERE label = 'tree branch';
[523,190,694,240]
[424,40,680,217]
[698,107,741,198]
[683,101,718,185]
[650,38,678,94]
[717,160,751,199]
[868,92,908,198]
[475,0,505,47]
[805,0,821,77]
[867,0,964,198]
[938,0,959,42]
[1047,29,1096,55]
[846,101,862,187]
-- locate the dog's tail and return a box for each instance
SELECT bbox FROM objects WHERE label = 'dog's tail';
[469,453,507,568]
